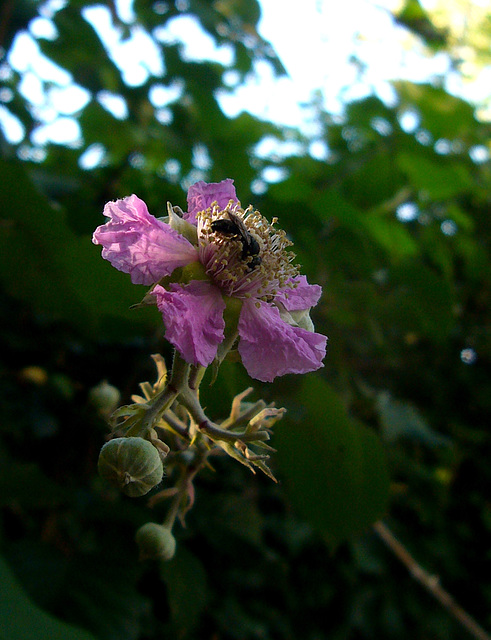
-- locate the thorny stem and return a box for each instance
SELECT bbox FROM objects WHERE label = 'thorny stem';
[374,521,491,640]
[188,364,206,391]
[221,399,266,430]
[163,447,209,530]
[178,388,269,443]
[158,411,189,439]
[139,351,277,531]
[141,352,190,431]
[139,350,271,448]
[162,483,184,530]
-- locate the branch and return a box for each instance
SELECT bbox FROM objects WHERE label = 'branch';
[373,521,491,640]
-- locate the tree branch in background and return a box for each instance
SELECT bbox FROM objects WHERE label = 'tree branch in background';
[374,521,491,640]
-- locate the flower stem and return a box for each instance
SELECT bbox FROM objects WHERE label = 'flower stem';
[163,487,183,530]
[188,365,206,391]
[163,445,209,529]
[178,387,269,444]
[142,351,190,431]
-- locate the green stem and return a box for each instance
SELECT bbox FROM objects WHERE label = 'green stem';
[178,388,269,444]
[163,445,209,529]
[142,351,190,431]
[188,364,206,391]
[163,488,183,529]
[158,411,189,439]
[202,421,270,443]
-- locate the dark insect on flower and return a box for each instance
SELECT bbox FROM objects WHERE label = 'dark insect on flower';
[93,180,326,381]
[211,211,261,270]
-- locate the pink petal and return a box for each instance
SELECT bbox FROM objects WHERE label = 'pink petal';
[92,195,198,285]
[153,281,225,367]
[238,299,327,382]
[276,275,322,312]
[185,179,237,223]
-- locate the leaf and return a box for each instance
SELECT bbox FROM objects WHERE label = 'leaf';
[0,453,67,509]
[61,554,148,640]
[387,262,455,340]
[377,392,450,447]
[275,377,389,546]
[396,82,478,141]
[160,547,208,635]
[394,0,447,47]
[0,555,96,640]
[397,152,473,199]
[362,215,419,259]
[0,158,158,338]
[39,5,121,93]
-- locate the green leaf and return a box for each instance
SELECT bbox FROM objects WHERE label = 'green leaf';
[0,452,67,508]
[78,102,133,154]
[397,151,473,199]
[396,82,478,140]
[0,555,96,640]
[39,5,121,93]
[0,159,158,338]
[362,215,419,259]
[394,0,447,47]
[61,554,148,640]
[160,547,208,635]
[275,377,389,545]
[387,262,455,340]
[377,392,450,447]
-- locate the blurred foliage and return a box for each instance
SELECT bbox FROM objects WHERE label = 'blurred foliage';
[0,0,490,639]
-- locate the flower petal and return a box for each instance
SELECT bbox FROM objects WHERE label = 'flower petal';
[93,195,198,285]
[186,179,237,223]
[153,281,225,367]
[238,300,327,382]
[276,275,322,312]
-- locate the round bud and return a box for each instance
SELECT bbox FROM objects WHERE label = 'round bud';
[135,522,176,561]
[89,380,121,414]
[98,437,164,497]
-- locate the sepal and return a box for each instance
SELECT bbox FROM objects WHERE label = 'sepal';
[166,202,198,245]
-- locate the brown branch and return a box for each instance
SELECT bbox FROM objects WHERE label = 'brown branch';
[0,0,14,49]
[373,521,491,640]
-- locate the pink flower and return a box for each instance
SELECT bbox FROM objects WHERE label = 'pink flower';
[92,195,198,285]
[185,179,236,224]
[93,180,327,382]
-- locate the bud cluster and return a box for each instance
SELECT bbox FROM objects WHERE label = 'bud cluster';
[97,353,285,561]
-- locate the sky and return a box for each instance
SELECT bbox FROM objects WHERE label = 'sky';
[226,0,447,124]
[0,0,483,151]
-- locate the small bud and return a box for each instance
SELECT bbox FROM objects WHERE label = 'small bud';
[98,437,164,497]
[89,380,121,415]
[135,522,176,561]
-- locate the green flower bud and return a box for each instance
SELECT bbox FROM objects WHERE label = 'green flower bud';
[98,437,164,497]
[135,522,176,561]
[89,380,121,414]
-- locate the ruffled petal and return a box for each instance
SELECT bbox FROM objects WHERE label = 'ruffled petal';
[238,299,327,382]
[186,179,237,224]
[276,275,322,312]
[153,281,225,367]
[93,195,198,285]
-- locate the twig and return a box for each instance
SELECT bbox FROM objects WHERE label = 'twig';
[0,0,14,48]
[373,521,491,640]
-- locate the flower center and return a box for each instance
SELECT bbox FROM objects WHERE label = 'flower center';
[196,200,299,300]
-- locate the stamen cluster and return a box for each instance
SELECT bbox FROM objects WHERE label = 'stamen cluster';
[198,200,299,300]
